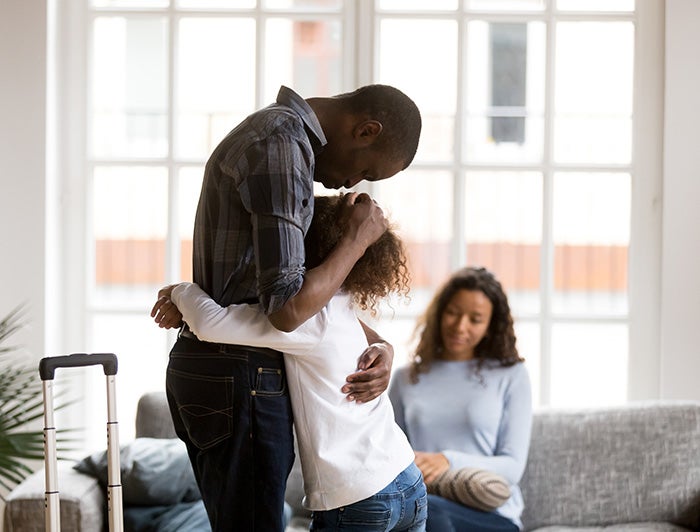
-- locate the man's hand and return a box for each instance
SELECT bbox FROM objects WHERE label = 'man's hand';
[340,192,388,251]
[150,284,184,329]
[342,341,394,403]
[414,451,450,484]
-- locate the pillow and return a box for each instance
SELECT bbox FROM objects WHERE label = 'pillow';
[74,437,200,506]
[427,467,511,512]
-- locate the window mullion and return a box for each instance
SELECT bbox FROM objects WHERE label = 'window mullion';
[166,5,178,285]
[627,0,664,400]
[357,0,375,87]
[538,3,557,407]
[255,1,264,108]
[454,6,467,270]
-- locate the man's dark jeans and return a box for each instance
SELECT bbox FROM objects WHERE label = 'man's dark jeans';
[166,335,294,532]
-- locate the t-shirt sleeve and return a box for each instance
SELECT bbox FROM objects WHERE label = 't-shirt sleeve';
[171,282,326,356]
[237,135,314,315]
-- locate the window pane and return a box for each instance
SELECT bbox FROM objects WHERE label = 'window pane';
[264,18,342,102]
[550,323,628,407]
[552,173,630,316]
[178,166,204,282]
[557,0,634,12]
[91,17,168,158]
[379,0,457,10]
[176,17,256,159]
[92,0,168,7]
[464,21,545,163]
[178,0,255,7]
[381,315,419,371]
[466,0,545,11]
[92,166,168,306]
[373,170,454,295]
[378,19,457,163]
[464,172,542,315]
[515,321,540,406]
[264,0,341,8]
[554,22,634,164]
[85,313,171,449]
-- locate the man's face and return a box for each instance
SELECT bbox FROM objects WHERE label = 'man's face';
[314,143,405,190]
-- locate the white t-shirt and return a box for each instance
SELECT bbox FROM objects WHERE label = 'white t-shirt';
[171,283,415,511]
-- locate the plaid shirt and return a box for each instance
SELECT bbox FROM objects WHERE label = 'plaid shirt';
[192,86,326,313]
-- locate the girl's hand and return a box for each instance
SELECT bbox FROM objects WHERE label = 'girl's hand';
[150,284,183,329]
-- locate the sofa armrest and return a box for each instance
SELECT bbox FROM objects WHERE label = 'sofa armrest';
[4,461,104,532]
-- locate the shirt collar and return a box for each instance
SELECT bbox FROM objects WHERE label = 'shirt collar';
[276,86,327,151]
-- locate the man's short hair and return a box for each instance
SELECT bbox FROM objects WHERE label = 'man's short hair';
[335,84,422,168]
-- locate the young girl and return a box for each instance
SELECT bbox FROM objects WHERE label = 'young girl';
[389,267,532,532]
[156,194,427,532]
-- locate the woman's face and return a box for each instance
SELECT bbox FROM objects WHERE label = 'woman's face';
[439,289,493,361]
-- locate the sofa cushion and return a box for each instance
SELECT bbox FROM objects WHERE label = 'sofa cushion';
[74,437,200,506]
[520,401,700,531]
[135,391,177,439]
[532,524,690,531]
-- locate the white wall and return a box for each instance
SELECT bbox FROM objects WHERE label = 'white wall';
[0,0,48,518]
[0,1,48,362]
[660,0,700,400]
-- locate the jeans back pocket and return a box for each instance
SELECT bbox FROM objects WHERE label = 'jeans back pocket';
[167,367,234,450]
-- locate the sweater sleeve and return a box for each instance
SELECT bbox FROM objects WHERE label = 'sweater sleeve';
[442,364,532,484]
[171,282,326,356]
[388,369,408,435]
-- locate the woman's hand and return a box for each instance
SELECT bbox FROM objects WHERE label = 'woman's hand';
[150,284,184,329]
[414,451,450,484]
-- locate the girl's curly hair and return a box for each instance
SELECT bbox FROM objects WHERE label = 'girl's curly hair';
[304,194,410,314]
[409,266,522,383]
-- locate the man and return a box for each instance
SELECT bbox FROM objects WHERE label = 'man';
[152,84,422,531]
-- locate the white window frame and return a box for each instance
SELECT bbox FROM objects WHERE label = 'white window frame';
[52,0,663,428]
[361,1,664,405]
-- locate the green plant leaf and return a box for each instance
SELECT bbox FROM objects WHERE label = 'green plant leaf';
[0,305,77,494]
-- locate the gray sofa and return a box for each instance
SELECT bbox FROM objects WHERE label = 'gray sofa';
[4,393,700,531]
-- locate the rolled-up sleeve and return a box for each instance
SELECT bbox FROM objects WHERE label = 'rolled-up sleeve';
[237,134,314,314]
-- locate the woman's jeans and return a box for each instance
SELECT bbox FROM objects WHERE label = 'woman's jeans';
[426,494,520,532]
[166,334,294,532]
[310,462,428,532]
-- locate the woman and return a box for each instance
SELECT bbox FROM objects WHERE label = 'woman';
[153,194,427,532]
[388,266,532,532]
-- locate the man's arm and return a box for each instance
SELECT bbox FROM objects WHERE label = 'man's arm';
[267,192,387,332]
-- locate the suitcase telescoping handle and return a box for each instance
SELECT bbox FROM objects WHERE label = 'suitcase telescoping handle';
[40,353,123,532]
[39,352,118,380]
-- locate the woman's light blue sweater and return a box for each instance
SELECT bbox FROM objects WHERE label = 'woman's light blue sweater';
[389,359,532,529]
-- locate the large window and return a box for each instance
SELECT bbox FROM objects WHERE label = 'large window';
[60,0,656,448]
[370,1,636,408]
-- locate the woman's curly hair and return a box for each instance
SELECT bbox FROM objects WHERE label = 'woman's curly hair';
[304,194,410,315]
[409,266,522,383]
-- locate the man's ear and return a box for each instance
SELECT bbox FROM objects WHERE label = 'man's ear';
[353,120,383,144]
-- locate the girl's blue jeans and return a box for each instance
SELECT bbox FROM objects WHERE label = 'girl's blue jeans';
[310,462,428,531]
